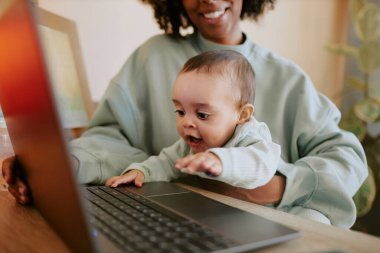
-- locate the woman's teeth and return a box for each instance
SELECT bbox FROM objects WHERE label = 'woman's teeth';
[204,10,224,19]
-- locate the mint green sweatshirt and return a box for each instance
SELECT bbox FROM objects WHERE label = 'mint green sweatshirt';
[71,33,367,228]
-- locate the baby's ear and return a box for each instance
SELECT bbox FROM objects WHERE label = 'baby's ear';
[237,104,254,124]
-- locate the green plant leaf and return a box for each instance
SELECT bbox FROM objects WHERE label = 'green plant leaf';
[376,44,380,69]
[340,110,367,141]
[354,98,380,123]
[350,0,368,19]
[357,41,380,73]
[373,95,380,104]
[353,2,380,42]
[369,86,380,102]
[364,136,380,185]
[348,76,367,92]
[353,167,376,217]
[326,44,358,58]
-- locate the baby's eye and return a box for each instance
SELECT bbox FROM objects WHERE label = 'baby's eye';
[197,112,210,120]
[175,109,185,117]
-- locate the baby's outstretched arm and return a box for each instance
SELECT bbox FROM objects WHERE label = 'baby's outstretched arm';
[175,152,222,177]
[105,169,145,188]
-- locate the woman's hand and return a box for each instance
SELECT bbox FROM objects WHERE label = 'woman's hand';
[1,156,32,205]
[198,174,286,206]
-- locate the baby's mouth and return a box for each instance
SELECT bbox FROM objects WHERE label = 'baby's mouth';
[187,135,202,145]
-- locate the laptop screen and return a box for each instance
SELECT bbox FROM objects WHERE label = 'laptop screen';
[0,1,95,252]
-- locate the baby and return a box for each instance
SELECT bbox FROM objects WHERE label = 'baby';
[106,50,280,189]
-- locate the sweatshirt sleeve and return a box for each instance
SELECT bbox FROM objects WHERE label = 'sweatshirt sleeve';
[70,81,149,185]
[70,46,153,185]
[276,87,368,228]
[202,119,281,189]
[121,139,187,182]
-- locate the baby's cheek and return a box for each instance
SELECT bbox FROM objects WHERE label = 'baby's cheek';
[205,133,225,148]
[209,127,233,147]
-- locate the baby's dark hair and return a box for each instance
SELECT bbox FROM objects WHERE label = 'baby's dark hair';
[140,0,276,38]
[181,50,255,106]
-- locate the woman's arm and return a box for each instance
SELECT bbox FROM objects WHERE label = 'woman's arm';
[197,174,285,205]
[70,82,150,185]
[69,44,159,185]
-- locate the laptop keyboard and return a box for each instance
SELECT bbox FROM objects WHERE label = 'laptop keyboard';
[85,186,237,253]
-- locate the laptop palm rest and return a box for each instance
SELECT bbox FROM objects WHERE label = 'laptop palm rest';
[126,182,300,248]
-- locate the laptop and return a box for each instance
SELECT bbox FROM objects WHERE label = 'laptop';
[0,1,301,252]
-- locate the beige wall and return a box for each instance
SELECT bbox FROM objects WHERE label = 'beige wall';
[242,0,348,104]
[38,0,348,104]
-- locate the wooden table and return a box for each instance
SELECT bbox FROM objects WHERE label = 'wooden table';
[1,157,10,192]
[0,157,70,252]
[1,156,380,253]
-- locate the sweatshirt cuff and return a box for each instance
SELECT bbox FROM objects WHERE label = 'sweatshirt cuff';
[288,206,331,225]
[276,160,318,211]
[208,148,234,182]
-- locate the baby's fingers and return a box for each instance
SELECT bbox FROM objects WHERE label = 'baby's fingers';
[175,155,196,170]
[134,171,144,188]
[177,155,207,174]
[105,176,124,187]
[177,153,222,176]
[106,173,137,188]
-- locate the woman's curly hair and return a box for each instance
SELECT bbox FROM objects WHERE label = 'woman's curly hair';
[140,0,277,38]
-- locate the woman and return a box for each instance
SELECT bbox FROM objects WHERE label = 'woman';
[3,0,367,228]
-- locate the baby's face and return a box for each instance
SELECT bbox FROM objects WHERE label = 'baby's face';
[172,71,240,153]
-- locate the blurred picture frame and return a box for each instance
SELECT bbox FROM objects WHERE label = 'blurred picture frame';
[36,7,94,129]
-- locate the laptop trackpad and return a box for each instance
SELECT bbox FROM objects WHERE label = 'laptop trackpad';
[150,192,298,245]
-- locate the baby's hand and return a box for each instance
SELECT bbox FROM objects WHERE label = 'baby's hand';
[175,152,222,177]
[105,169,145,188]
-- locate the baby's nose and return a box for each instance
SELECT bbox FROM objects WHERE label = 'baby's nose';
[183,115,196,128]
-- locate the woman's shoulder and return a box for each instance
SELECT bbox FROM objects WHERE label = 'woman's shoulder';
[128,34,194,65]
[252,43,306,76]
[249,42,314,94]
[138,34,191,53]
[248,42,320,107]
